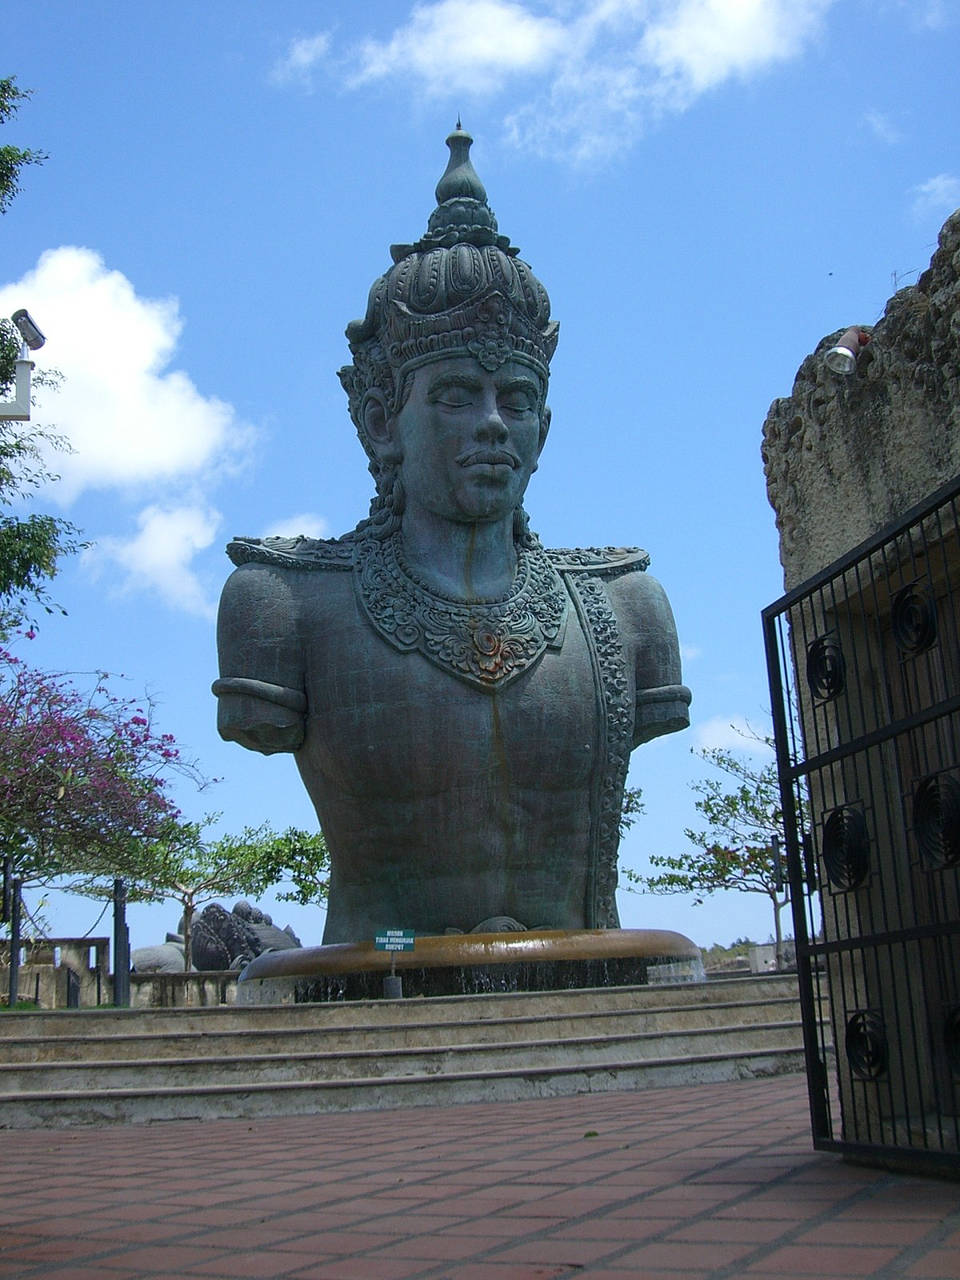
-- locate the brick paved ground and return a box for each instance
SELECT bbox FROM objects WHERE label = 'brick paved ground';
[1,1074,958,1279]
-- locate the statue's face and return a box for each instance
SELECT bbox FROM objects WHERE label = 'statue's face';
[390,355,549,526]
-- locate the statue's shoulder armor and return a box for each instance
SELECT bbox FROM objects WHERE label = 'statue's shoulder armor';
[226,531,358,571]
[546,545,650,578]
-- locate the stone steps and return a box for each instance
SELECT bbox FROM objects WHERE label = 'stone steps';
[0,994,803,1062]
[0,975,810,1128]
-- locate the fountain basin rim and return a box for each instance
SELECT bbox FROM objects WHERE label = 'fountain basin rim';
[240,928,700,982]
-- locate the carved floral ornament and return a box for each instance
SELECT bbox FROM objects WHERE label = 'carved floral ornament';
[355,527,568,690]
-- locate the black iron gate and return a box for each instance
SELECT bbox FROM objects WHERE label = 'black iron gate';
[764,475,960,1174]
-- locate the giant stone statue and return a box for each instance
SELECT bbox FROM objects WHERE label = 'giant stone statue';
[214,130,691,945]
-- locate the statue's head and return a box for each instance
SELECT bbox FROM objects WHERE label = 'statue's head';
[339,129,559,516]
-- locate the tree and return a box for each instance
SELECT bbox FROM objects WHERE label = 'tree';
[72,822,330,970]
[0,641,331,966]
[0,78,80,635]
[149,823,329,971]
[0,412,83,636]
[92,820,275,972]
[211,824,330,910]
[619,785,644,837]
[0,647,209,929]
[85,822,327,963]
[0,77,46,214]
[624,743,791,963]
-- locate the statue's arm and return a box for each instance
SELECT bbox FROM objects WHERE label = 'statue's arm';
[213,564,306,755]
[612,571,691,748]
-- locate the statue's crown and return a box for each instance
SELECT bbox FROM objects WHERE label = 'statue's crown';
[389,124,515,261]
[340,128,558,453]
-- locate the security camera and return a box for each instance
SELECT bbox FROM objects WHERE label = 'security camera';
[11,309,45,351]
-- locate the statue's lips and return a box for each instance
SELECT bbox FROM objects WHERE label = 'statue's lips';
[457,449,519,469]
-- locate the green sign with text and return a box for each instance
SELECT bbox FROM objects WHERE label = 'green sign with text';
[374,930,416,952]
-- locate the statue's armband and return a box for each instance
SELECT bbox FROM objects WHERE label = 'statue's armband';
[213,677,306,755]
[213,564,306,755]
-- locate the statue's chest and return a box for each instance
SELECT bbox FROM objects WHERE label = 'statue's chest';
[297,579,599,798]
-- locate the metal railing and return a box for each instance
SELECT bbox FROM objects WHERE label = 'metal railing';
[764,474,960,1174]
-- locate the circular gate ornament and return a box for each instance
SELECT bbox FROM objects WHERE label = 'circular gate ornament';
[806,635,846,700]
[822,805,870,890]
[845,1010,888,1081]
[891,582,938,654]
[913,773,960,870]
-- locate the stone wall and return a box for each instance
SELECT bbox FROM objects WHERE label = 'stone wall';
[763,210,960,590]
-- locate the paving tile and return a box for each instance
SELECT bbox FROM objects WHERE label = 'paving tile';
[364,1234,497,1261]
[0,1238,115,1264]
[663,1217,797,1244]
[615,1239,758,1270]
[428,1267,575,1280]
[551,1217,673,1242]
[743,1243,903,1274]
[488,1237,622,1266]
[572,1271,695,1280]
[714,1199,822,1221]
[182,1249,325,1277]
[905,1247,960,1277]
[186,1225,324,1250]
[95,1244,234,1273]
[363,1212,470,1233]
[286,1258,435,1279]
[435,1216,572,1238]
[160,1207,270,1229]
[16,1271,113,1280]
[791,1218,937,1247]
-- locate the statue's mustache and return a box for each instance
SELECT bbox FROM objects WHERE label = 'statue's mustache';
[457,448,519,468]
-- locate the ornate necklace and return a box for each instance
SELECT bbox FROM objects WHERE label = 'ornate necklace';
[354,528,568,691]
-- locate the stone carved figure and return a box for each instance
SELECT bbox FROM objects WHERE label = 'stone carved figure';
[214,130,690,944]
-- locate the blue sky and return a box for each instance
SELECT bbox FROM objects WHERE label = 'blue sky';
[2,0,958,954]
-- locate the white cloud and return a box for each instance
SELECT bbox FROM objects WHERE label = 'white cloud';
[693,715,775,755]
[262,512,330,540]
[349,0,567,96]
[0,247,255,616]
[90,505,221,619]
[0,247,248,502]
[912,1,952,29]
[639,0,833,98]
[279,1,837,162]
[863,110,901,145]
[271,32,332,87]
[680,642,702,661]
[910,173,960,221]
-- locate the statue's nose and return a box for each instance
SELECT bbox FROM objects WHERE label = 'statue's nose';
[475,404,508,443]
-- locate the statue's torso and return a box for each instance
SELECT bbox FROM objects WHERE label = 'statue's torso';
[215,528,690,943]
[293,571,601,940]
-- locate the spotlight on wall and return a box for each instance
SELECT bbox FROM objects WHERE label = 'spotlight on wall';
[825,326,869,376]
[11,309,45,352]
[1,309,46,421]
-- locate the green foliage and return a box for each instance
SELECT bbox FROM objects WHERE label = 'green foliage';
[209,824,330,908]
[624,740,792,954]
[71,821,330,970]
[0,649,211,899]
[0,362,82,635]
[0,81,77,635]
[0,77,46,215]
[619,785,644,837]
[700,938,756,971]
[0,318,18,393]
